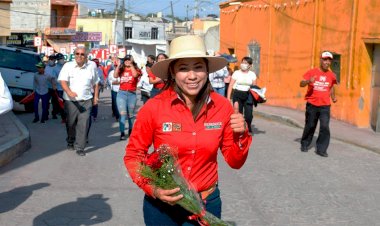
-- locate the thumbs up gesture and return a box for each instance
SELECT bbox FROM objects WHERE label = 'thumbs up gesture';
[230,102,247,134]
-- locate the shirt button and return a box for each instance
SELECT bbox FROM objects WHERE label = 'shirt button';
[192,132,196,136]
[192,150,195,154]
[187,167,191,171]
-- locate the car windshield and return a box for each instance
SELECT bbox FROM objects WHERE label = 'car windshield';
[0,49,40,72]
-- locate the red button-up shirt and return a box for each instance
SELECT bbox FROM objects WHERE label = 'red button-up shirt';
[124,88,252,197]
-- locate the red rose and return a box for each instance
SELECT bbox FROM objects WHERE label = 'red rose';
[145,152,163,170]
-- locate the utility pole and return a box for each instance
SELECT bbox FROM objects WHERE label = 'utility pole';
[122,0,125,46]
[170,1,176,34]
[114,0,118,44]
[186,4,189,33]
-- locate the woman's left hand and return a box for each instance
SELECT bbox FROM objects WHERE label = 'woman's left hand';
[230,102,246,134]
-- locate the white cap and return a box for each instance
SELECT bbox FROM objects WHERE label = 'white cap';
[321,51,333,59]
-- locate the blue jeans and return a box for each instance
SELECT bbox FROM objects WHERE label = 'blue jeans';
[143,187,222,226]
[150,87,161,98]
[34,92,50,120]
[301,103,331,153]
[116,90,137,134]
[213,87,225,96]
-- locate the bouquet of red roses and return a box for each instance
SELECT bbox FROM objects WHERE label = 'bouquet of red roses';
[139,144,231,226]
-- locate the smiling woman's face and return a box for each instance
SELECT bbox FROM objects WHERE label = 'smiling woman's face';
[172,58,208,103]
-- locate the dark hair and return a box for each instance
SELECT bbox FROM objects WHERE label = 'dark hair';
[242,56,253,65]
[118,55,137,75]
[162,58,211,120]
[147,55,155,61]
[156,53,169,60]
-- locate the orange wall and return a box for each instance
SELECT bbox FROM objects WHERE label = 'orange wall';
[220,0,380,127]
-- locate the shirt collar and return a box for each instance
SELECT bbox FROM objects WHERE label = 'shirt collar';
[74,61,89,69]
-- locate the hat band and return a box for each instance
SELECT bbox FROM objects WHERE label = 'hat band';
[170,50,207,59]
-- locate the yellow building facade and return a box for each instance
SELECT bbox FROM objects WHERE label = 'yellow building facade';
[76,18,114,46]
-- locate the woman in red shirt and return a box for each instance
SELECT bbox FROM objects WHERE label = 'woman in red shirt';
[124,35,252,225]
[148,53,168,97]
[114,55,141,140]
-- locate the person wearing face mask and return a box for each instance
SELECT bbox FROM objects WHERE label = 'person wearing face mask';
[227,56,257,134]
[44,54,60,120]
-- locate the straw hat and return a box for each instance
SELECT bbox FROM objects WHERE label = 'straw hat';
[151,35,227,79]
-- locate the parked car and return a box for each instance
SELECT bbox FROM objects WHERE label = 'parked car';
[0,46,41,111]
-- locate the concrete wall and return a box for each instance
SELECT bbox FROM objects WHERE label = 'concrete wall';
[0,2,11,36]
[115,20,167,44]
[11,0,50,32]
[220,0,380,128]
[76,18,114,45]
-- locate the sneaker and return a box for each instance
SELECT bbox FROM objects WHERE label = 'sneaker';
[76,150,86,156]
[32,118,39,123]
[300,146,308,152]
[120,132,126,140]
[315,151,328,157]
[40,120,45,123]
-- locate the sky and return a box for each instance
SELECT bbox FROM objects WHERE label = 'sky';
[77,0,225,19]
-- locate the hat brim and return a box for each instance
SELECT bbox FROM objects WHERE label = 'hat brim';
[151,56,228,80]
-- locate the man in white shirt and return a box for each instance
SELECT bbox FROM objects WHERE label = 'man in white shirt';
[209,52,229,96]
[58,47,99,156]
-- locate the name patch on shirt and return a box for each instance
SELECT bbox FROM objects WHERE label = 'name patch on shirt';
[204,122,222,130]
[162,122,182,132]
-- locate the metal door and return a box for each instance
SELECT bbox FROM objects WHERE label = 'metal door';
[370,44,380,132]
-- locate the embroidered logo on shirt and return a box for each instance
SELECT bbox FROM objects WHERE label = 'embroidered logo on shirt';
[162,122,172,132]
[204,122,222,130]
[172,123,182,132]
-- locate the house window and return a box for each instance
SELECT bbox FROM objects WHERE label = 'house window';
[248,41,261,77]
[151,27,158,39]
[125,27,132,39]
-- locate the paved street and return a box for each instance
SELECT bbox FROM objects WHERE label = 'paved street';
[1,90,380,226]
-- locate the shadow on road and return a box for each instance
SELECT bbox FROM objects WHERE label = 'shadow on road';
[1,93,121,173]
[33,194,112,226]
[0,183,50,213]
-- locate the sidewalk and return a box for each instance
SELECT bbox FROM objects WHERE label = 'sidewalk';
[0,111,31,167]
[254,104,380,154]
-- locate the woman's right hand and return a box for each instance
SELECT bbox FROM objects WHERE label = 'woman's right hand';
[153,187,183,205]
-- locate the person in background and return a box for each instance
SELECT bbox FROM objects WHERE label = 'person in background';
[58,47,99,156]
[107,60,120,121]
[45,55,60,119]
[146,55,155,65]
[54,53,66,123]
[299,51,338,157]
[148,53,168,97]
[33,62,55,123]
[114,54,141,140]
[209,52,229,96]
[138,62,153,104]
[0,72,13,115]
[124,35,252,225]
[224,63,233,97]
[90,58,105,122]
[227,56,257,134]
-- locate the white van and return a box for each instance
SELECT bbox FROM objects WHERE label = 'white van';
[0,46,41,111]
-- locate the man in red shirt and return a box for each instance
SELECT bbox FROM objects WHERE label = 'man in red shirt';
[299,51,338,157]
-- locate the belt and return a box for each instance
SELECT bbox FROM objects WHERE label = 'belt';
[199,183,217,200]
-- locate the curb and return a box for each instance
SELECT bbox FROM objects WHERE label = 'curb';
[254,111,303,129]
[254,110,380,155]
[0,112,31,167]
